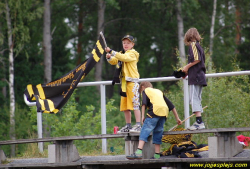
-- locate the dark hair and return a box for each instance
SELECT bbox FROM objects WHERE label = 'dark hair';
[184,28,202,45]
[139,81,153,93]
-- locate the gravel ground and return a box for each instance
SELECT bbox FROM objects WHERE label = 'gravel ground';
[6,149,250,164]
[235,149,250,157]
[7,158,48,164]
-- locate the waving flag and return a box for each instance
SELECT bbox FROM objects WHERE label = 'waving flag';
[24,34,106,114]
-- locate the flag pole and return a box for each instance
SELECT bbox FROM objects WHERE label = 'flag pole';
[100,31,107,48]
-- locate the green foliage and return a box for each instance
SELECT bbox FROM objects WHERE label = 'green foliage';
[203,64,250,130]
[1,0,250,157]
[105,0,120,10]
[0,104,37,157]
[0,105,9,140]
[163,81,184,131]
[0,106,10,156]
[7,0,43,53]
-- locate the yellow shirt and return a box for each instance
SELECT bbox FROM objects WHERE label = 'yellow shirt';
[144,88,169,117]
[107,49,139,82]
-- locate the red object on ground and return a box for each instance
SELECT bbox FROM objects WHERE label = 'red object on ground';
[237,135,250,146]
[114,126,119,134]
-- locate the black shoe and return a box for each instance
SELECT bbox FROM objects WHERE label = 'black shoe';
[117,125,131,133]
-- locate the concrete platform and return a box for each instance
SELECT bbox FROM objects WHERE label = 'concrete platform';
[1,149,250,169]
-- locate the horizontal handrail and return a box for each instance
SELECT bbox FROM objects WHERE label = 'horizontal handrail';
[24,70,250,106]
[1,127,250,145]
[0,133,128,145]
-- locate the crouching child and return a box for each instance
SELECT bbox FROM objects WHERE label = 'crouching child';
[126,81,182,159]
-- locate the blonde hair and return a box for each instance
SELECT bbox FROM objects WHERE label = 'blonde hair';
[184,28,202,45]
[139,81,153,93]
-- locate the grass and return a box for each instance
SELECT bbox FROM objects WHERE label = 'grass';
[5,139,125,159]
[21,143,47,158]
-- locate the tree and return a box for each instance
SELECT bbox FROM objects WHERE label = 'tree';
[5,0,15,157]
[0,16,7,101]
[95,0,105,91]
[176,0,186,67]
[43,0,52,84]
[42,0,52,139]
[235,1,241,53]
[208,0,217,72]
[76,0,84,65]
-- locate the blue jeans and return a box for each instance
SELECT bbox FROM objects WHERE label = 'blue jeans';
[139,116,166,145]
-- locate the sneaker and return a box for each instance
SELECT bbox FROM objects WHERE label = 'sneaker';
[150,153,161,159]
[187,122,205,130]
[150,157,160,159]
[130,125,141,133]
[126,153,142,160]
[117,125,131,133]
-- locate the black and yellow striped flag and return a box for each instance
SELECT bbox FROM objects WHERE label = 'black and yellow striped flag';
[24,35,105,114]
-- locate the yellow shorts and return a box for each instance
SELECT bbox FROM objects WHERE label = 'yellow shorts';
[120,82,140,111]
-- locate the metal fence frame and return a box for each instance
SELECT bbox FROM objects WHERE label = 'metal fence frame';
[24,70,250,153]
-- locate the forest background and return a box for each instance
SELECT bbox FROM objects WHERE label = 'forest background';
[0,0,250,158]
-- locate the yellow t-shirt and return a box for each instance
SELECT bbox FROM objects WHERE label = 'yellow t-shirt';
[144,88,169,117]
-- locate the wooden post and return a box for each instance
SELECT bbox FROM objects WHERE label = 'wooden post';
[142,135,155,159]
[125,135,155,159]
[48,140,80,163]
[125,136,138,156]
[208,132,243,158]
[0,149,6,163]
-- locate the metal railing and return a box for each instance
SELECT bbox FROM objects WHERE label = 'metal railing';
[24,70,250,153]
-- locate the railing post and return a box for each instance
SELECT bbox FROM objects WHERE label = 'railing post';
[183,77,190,129]
[37,112,43,152]
[100,84,107,153]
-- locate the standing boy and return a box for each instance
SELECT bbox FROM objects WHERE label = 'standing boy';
[105,35,141,133]
[126,81,182,159]
[182,28,207,130]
